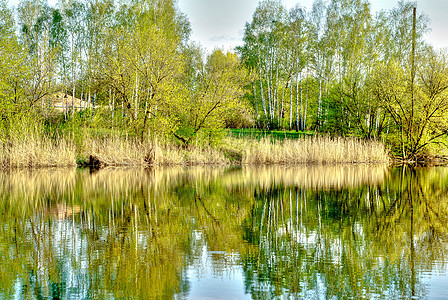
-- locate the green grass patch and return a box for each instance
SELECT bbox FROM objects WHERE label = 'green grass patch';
[228,128,314,140]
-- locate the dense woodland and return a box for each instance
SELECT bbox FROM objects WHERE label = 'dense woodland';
[1,0,448,160]
[239,0,448,159]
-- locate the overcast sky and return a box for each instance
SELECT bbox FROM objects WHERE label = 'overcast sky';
[177,0,448,51]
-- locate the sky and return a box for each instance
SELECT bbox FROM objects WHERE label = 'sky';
[5,0,447,51]
[177,0,448,51]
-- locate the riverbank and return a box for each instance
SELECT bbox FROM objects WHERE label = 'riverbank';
[0,133,390,169]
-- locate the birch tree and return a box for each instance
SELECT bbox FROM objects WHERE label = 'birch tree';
[0,0,28,113]
[238,0,289,129]
[17,0,56,108]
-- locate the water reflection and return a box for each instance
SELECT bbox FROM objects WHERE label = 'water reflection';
[0,166,447,299]
[241,167,448,299]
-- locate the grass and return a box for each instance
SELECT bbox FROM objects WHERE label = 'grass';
[229,128,314,140]
[0,125,390,169]
[82,136,230,166]
[81,134,389,167]
[0,119,77,168]
[226,135,390,165]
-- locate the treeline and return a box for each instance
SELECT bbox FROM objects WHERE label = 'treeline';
[1,0,448,160]
[0,0,249,147]
[238,0,448,159]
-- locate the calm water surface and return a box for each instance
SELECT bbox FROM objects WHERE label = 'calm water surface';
[0,165,447,299]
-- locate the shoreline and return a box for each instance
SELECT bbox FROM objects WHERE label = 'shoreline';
[1,158,445,171]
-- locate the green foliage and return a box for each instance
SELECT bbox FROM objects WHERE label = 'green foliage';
[0,1,29,113]
[371,50,448,159]
[229,128,313,140]
[236,0,448,159]
[0,0,447,160]
[173,48,249,146]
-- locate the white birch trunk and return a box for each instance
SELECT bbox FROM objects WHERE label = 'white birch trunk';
[112,90,115,123]
[266,66,272,121]
[304,78,308,130]
[297,72,300,131]
[109,88,112,111]
[289,78,293,130]
[299,73,302,131]
[259,69,268,127]
[88,90,91,110]
[253,82,260,127]
[275,64,279,122]
[134,72,139,120]
[72,84,75,117]
[80,91,83,110]
[318,77,322,127]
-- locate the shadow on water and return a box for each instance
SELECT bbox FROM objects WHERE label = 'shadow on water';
[0,165,447,299]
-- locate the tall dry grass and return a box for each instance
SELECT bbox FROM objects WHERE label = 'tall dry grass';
[85,135,390,166]
[228,135,389,164]
[0,121,77,168]
[0,123,390,169]
[0,133,230,168]
[84,136,229,166]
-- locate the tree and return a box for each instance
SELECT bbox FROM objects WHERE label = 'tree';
[0,0,33,118]
[238,0,289,129]
[173,48,248,145]
[99,0,189,139]
[322,0,382,137]
[62,0,86,115]
[368,4,444,160]
[17,0,56,109]
[372,50,448,160]
[287,4,308,131]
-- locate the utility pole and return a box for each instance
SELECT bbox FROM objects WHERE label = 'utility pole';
[408,7,417,160]
[404,7,417,160]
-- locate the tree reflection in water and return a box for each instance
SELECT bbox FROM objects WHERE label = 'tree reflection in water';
[0,165,447,299]
[242,166,448,299]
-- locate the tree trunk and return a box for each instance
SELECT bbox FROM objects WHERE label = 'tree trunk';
[297,72,300,131]
[275,64,280,123]
[318,77,322,128]
[289,78,293,131]
[259,69,269,128]
[252,81,260,128]
[304,77,308,131]
[134,72,139,120]
[72,34,75,119]
[112,90,115,126]
[80,91,83,111]
[266,66,272,122]
[92,93,96,116]
[88,90,91,110]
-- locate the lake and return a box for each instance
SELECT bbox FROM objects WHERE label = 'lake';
[0,165,447,299]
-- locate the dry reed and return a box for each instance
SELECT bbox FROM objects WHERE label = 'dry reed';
[0,128,390,169]
[230,136,390,165]
[85,136,229,166]
[0,134,77,168]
